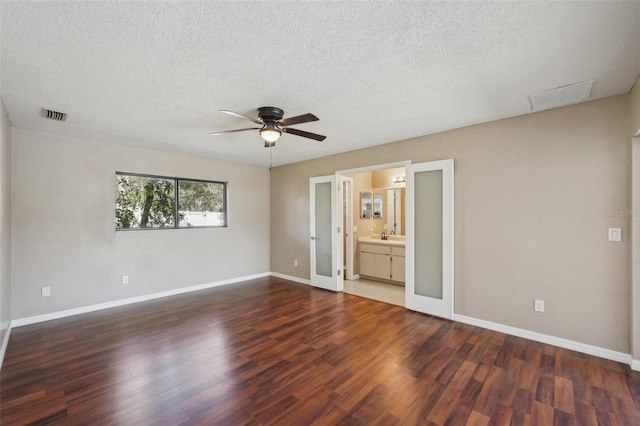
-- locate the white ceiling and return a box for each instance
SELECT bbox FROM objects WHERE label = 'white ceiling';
[1,2,639,167]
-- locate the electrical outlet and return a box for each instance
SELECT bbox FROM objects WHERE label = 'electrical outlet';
[534,299,545,312]
[121,275,129,285]
[41,287,51,297]
[608,228,621,242]
[294,259,298,267]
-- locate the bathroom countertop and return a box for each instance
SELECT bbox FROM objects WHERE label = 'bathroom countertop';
[358,237,406,247]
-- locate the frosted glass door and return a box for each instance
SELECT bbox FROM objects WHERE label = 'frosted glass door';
[405,160,454,319]
[415,170,443,299]
[314,181,332,277]
[310,175,342,291]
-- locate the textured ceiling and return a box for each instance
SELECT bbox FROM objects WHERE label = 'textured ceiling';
[1,1,639,167]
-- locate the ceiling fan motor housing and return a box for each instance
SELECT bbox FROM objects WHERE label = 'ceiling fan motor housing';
[257,106,284,123]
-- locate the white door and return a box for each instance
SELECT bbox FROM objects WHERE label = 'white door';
[310,175,343,291]
[405,159,454,319]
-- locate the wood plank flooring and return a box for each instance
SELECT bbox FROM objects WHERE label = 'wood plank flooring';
[1,276,640,425]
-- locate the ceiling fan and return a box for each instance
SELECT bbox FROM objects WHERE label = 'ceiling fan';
[210,106,326,147]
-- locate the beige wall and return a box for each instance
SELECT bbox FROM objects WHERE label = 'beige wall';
[371,167,405,190]
[271,95,631,353]
[348,172,373,237]
[11,128,270,319]
[0,99,12,348]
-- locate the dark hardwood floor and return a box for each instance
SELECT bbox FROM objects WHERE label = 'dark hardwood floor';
[1,277,639,425]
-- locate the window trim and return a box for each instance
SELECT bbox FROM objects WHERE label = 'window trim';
[115,171,228,231]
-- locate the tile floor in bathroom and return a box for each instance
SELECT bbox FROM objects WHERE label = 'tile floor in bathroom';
[343,278,404,306]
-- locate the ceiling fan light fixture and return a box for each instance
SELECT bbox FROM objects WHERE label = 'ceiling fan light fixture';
[260,124,282,143]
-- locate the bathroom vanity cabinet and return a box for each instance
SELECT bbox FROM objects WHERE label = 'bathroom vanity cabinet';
[359,242,405,284]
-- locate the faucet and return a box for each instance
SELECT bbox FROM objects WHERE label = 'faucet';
[389,230,395,235]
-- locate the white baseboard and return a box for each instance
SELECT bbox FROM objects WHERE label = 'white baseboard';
[270,275,636,368]
[0,324,12,369]
[12,272,270,327]
[454,314,633,367]
[7,273,637,371]
[270,272,311,286]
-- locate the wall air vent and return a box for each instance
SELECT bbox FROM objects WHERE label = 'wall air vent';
[41,108,67,121]
[528,80,594,111]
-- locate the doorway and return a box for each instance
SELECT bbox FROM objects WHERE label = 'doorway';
[310,159,455,319]
[339,162,410,306]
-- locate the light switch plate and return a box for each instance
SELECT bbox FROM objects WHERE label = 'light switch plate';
[608,228,621,242]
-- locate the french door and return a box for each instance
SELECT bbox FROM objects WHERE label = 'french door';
[405,159,454,319]
[309,175,343,291]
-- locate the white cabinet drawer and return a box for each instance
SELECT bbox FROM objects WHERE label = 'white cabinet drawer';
[359,243,391,255]
[391,246,405,257]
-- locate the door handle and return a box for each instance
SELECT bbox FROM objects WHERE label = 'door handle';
[310,236,317,240]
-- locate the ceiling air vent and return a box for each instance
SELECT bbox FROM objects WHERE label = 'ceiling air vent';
[41,108,67,122]
[528,80,594,111]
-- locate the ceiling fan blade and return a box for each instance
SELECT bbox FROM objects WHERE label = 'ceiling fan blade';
[283,127,326,141]
[219,110,262,125]
[210,127,260,136]
[278,113,319,127]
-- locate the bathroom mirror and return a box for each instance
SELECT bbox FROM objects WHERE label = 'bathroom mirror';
[373,187,405,235]
[361,192,383,219]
